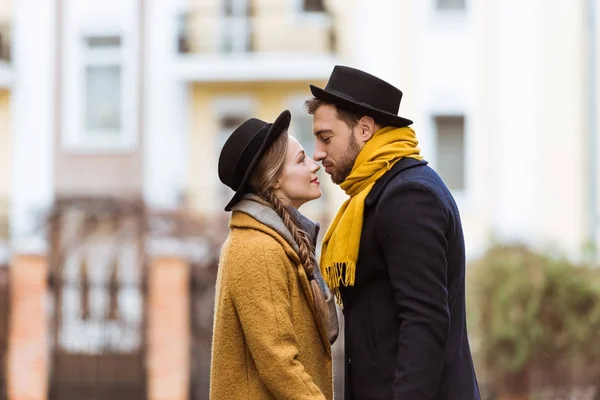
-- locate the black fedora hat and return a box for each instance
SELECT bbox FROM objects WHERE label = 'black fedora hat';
[309,65,413,127]
[218,110,291,211]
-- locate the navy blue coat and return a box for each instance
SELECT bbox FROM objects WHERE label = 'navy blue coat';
[340,157,480,400]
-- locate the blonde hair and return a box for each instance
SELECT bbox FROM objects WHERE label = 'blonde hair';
[249,131,329,330]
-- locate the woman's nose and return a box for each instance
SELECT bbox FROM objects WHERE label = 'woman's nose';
[311,159,320,172]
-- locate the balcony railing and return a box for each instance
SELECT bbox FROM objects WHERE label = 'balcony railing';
[177,8,336,56]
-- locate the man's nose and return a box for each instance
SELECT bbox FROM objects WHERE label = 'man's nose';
[313,144,326,162]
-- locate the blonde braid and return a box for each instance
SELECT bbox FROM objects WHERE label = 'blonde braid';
[262,191,330,331]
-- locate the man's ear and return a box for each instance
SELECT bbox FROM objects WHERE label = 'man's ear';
[357,115,379,143]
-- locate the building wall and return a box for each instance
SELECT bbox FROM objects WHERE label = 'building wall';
[54,0,144,197]
[535,0,588,256]
[369,0,599,260]
[477,0,594,259]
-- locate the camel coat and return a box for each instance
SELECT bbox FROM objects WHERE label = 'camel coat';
[210,200,333,400]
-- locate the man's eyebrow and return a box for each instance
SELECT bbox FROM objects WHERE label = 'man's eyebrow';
[314,129,333,137]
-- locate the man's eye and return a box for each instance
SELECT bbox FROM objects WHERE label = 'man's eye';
[323,137,332,143]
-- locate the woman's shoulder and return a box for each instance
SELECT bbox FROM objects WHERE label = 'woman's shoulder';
[231,226,284,252]
[219,227,294,293]
[224,224,289,265]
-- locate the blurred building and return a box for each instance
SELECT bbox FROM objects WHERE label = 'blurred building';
[6,0,347,399]
[1,0,599,400]
[349,0,600,261]
[8,0,188,399]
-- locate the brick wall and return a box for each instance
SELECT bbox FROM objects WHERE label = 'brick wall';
[147,256,190,400]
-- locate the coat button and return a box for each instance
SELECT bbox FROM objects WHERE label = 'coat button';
[348,358,352,365]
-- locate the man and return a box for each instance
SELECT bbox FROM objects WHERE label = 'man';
[306,65,480,400]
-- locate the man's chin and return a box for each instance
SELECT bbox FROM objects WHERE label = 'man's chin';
[330,175,343,185]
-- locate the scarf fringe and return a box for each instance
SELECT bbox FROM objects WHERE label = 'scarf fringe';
[324,261,356,305]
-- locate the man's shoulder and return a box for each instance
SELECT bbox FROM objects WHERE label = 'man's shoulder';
[367,158,455,210]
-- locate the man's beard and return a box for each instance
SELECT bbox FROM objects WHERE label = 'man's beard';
[331,133,361,185]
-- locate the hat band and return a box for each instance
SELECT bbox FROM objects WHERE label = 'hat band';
[231,124,271,190]
[323,86,400,115]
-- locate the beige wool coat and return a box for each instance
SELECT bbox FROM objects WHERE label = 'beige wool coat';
[210,202,334,400]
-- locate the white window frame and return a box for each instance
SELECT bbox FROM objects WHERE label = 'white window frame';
[62,17,139,153]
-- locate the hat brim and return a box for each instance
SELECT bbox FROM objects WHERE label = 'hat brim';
[224,110,292,211]
[309,85,413,127]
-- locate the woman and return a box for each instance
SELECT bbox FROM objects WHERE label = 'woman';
[211,110,338,400]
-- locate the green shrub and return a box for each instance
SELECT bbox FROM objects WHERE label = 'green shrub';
[467,245,600,394]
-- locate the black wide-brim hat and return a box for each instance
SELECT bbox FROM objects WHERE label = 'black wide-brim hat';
[309,65,413,127]
[218,110,291,211]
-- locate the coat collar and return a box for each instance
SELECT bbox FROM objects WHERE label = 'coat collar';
[230,194,320,254]
[365,157,428,207]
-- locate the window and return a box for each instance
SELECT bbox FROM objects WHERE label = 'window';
[220,0,252,53]
[285,95,316,161]
[303,0,325,12]
[289,112,316,158]
[85,66,121,132]
[0,24,11,63]
[176,12,192,54]
[83,36,122,137]
[436,0,466,11]
[434,115,465,192]
[62,14,140,153]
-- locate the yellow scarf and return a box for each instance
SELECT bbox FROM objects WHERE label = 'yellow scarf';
[320,126,423,303]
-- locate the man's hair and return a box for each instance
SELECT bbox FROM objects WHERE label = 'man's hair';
[304,97,385,129]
